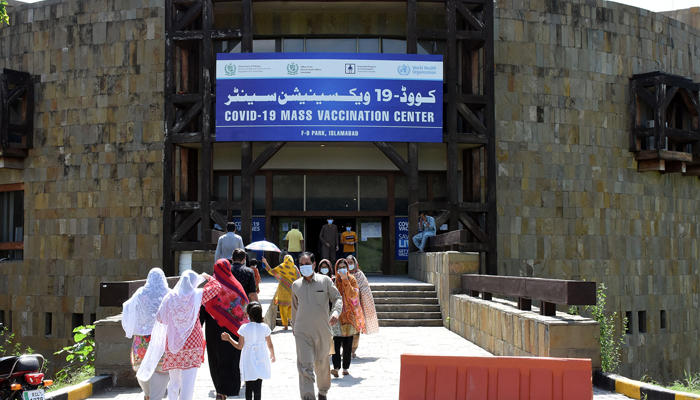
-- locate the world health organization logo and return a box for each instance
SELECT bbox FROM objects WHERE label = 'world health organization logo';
[225,63,236,76]
[397,64,410,76]
[287,62,299,75]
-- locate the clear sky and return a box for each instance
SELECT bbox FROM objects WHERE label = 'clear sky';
[607,0,699,13]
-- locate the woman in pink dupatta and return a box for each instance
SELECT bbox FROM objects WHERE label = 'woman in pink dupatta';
[346,255,379,358]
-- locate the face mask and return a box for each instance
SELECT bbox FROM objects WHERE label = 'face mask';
[349,264,356,270]
[338,268,348,275]
[300,264,314,277]
[346,227,351,232]
[320,268,329,274]
[328,220,333,224]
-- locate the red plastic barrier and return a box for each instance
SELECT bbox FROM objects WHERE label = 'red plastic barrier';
[399,355,592,400]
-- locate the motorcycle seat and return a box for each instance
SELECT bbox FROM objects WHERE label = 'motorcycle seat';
[0,356,40,376]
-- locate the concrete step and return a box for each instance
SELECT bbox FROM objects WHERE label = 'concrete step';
[378,319,444,327]
[371,290,438,298]
[373,297,439,305]
[376,311,443,319]
[374,304,441,312]
[369,284,435,292]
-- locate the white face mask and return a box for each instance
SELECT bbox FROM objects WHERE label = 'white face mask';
[346,227,351,231]
[300,264,314,277]
[328,220,333,224]
[320,268,329,274]
[349,264,356,270]
[338,268,348,275]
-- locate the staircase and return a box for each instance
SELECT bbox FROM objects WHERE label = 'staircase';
[370,282,443,327]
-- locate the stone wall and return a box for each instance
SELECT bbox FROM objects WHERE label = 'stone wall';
[449,295,601,369]
[494,0,700,382]
[408,252,480,325]
[94,314,136,387]
[0,0,165,368]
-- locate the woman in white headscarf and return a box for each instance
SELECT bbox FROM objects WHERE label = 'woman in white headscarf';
[137,270,222,400]
[122,268,172,400]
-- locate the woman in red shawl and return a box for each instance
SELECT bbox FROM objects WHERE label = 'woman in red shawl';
[201,259,250,400]
[330,258,365,377]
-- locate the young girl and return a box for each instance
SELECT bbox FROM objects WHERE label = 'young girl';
[221,302,276,400]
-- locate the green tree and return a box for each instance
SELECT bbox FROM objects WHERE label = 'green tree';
[0,0,8,25]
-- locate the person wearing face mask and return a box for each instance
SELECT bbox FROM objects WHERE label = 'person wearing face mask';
[345,255,379,359]
[340,223,357,259]
[291,252,343,400]
[329,259,365,378]
[261,255,301,331]
[319,217,339,265]
[317,259,334,280]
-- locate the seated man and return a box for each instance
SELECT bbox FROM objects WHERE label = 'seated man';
[412,212,436,252]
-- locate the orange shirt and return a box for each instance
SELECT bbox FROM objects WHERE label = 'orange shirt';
[341,231,357,253]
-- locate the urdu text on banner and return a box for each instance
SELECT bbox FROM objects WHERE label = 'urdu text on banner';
[215,53,443,142]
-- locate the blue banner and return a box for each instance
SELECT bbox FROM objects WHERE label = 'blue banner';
[396,217,409,261]
[216,53,443,142]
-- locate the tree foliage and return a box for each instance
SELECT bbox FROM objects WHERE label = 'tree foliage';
[0,0,8,26]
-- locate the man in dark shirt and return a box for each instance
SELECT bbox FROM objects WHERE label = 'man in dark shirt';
[230,248,259,302]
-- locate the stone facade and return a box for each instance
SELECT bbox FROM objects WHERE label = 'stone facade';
[449,295,601,369]
[408,251,480,324]
[0,0,165,367]
[494,0,700,382]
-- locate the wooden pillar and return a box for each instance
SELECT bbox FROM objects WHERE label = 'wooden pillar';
[388,173,396,275]
[241,142,253,245]
[446,0,460,232]
[162,0,175,275]
[200,0,214,247]
[408,143,419,251]
[484,0,497,275]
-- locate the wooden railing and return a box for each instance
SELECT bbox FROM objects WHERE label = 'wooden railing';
[461,275,596,316]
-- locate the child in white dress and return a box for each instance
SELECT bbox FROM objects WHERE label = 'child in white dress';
[222,301,276,400]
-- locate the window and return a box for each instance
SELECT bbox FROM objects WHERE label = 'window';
[71,313,83,331]
[625,311,633,334]
[638,311,647,333]
[360,176,387,211]
[0,185,23,261]
[45,313,52,337]
[660,310,666,330]
[273,175,304,211]
[306,175,358,211]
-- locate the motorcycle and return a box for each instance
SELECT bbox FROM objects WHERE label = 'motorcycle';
[0,355,53,400]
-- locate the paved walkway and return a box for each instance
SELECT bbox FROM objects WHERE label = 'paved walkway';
[90,275,630,400]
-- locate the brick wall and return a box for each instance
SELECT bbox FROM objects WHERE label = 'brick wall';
[495,0,700,382]
[0,0,165,367]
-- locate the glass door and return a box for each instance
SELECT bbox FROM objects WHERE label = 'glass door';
[356,217,383,273]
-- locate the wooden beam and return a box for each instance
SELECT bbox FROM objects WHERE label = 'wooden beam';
[680,88,699,116]
[629,80,638,152]
[172,31,204,41]
[210,201,242,211]
[162,0,175,275]
[172,102,202,134]
[210,210,228,232]
[664,86,679,109]
[636,85,657,108]
[406,0,418,54]
[0,242,22,251]
[456,102,487,134]
[458,212,489,243]
[663,161,685,174]
[171,201,201,211]
[172,2,202,32]
[637,159,665,172]
[0,182,24,192]
[249,142,286,174]
[374,142,411,175]
[212,29,244,39]
[433,210,451,229]
[171,210,202,242]
[455,1,484,30]
[242,0,253,52]
[172,132,203,143]
[483,0,497,276]
[408,143,419,251]
[200,0,213,245]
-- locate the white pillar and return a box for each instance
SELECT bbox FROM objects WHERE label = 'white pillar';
[178,251,193,275]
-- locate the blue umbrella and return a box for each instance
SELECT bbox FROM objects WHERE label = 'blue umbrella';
[245,240,281,253]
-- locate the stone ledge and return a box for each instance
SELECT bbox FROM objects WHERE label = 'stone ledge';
[46,375,113,400]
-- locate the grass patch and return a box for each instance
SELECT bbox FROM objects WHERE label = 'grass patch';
[46,365,95,392]
[641,371,700,397]
[665,383,700,395]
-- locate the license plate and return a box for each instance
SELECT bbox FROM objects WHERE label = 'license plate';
[22,389,44,400]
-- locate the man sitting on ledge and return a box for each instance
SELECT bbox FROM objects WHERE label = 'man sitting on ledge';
[412,212,436,253]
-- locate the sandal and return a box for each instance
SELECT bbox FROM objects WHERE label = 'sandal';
[342,369,349,375]
[330,369,339,378]
[216,394,227,400]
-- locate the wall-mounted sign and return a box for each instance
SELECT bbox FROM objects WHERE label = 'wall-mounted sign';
[216,53,443,142]
[396,217,409,261]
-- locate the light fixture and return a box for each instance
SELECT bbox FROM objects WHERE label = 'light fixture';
[320,144,325,147]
